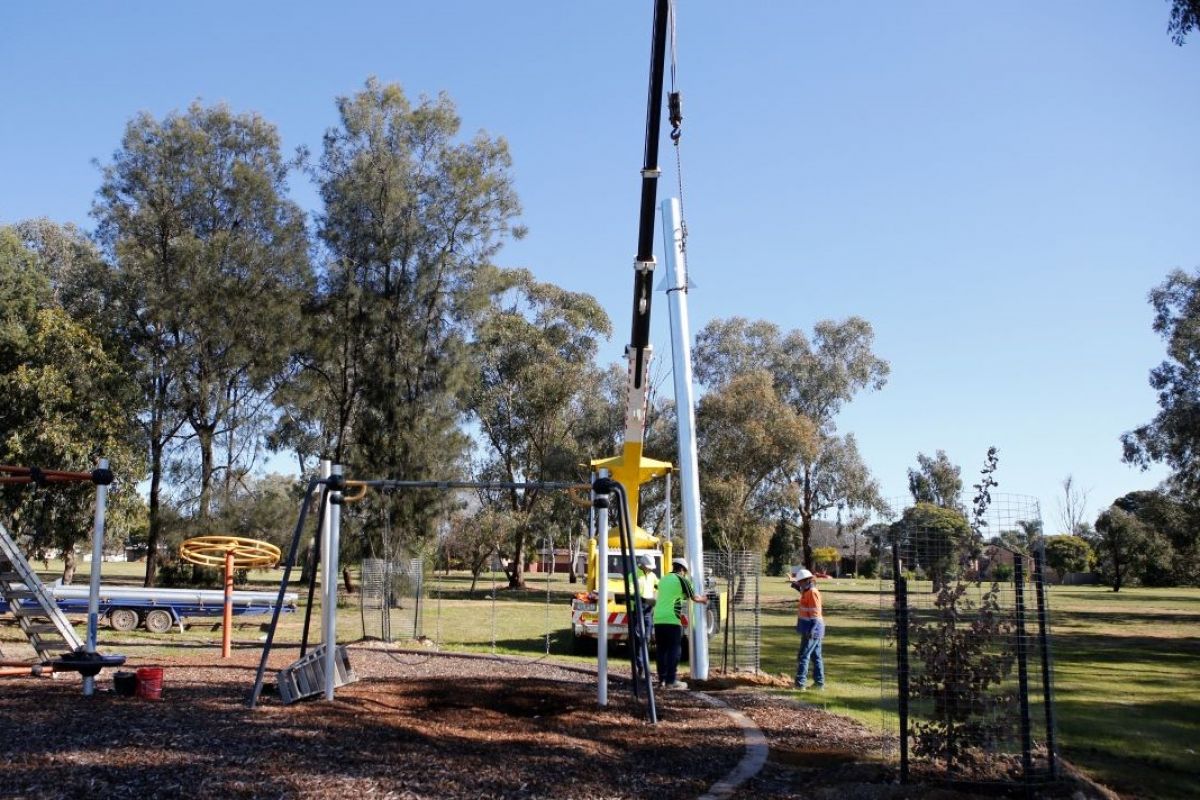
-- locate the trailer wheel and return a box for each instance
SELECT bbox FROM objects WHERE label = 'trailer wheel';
[109,608,139,632]
[144,609,174,634]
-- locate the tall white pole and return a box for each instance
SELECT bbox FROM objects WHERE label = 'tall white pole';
[324,462,343,700]
[660,197,709,680]
[596,470,609,707]
[665,471,673,545]
[83,458,109,697]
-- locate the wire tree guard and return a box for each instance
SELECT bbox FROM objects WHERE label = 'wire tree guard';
[179,536,282,658]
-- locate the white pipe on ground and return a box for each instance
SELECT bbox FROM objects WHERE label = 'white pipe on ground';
[660,197,709,681]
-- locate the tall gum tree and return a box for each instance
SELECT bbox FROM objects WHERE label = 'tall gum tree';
[0,227,144,582]
[312,79,524,553]
[466,269,610,589]
[1122,268,1200,503]
[694,316,889,569]
[93,103,311,582]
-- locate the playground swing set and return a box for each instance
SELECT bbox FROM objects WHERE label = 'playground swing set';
[6,0,710,731]
[247,466,663,722]
[0,461,126,692]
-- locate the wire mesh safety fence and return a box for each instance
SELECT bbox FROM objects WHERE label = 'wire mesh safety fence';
[878,494,1059,790]
[359,557,425,643]
[706,550,762,673]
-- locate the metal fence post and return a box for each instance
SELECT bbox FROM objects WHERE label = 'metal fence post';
[1033,543,1059,779]
[1013,555,1034,788]
[893,538,910,784]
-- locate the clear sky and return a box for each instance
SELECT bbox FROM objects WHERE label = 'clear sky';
[2,2,1197,530]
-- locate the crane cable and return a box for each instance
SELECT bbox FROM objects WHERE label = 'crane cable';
[667,0,689,273]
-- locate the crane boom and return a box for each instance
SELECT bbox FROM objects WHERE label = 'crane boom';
[592,0,674,528]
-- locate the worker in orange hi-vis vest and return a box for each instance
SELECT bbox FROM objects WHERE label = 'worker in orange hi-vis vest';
[790,567,825,691]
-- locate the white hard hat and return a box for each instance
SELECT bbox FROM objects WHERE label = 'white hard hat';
[637,555,655,569]
[791,567,815,582]
[671,558,689,572]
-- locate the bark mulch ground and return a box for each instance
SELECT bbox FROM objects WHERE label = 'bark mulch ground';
[0,646,1117,800]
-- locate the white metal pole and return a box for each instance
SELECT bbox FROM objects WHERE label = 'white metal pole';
[83,458,109,697]
[665,471,673,546]
[318,458,331,643]
[324,464,342,700]
[596,470,609,707]
[660,197,709,680]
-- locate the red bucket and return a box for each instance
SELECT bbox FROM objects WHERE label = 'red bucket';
[135,667,164,701]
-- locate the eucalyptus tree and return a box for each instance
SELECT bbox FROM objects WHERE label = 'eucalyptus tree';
[694,316,889,568]
[907,450,963,509]
[93,102,311,582]
[1121,268,1200,504]
[311,78,524,549]
[466,269,610,588]
[696,370,816,556]
[0,228,144,582]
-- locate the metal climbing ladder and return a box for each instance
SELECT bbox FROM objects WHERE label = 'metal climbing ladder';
[0,519,84,662]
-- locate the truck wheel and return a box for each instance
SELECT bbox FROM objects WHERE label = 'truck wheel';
[144,609,174,634]
[109,608,139,632]
[571,629,597,656]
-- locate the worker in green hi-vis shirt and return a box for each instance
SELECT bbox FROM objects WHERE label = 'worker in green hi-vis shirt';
[652,558,708,690]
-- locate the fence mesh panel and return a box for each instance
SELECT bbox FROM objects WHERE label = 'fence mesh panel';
[360,557,425,643]
[707,550,762,673]
[878,494,1059,788]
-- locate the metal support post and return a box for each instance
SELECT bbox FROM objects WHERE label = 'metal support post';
[893,538,910,784]
[660,196,708,680]
[595,473,610,707]
[83,458,109,697]
[1014,555,1034,788]
[302,460,332,655]
[324,464,343,701]
[1033,542,1059,779]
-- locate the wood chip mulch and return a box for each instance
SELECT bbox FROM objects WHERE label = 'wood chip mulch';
[0,646,1117,800]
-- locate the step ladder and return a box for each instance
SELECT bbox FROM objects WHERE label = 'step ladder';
[0,519,84,662]
[276,644,357,704]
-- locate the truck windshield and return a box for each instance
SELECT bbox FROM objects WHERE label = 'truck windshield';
[606,553,661,575]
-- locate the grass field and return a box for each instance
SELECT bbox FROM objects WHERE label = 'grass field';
[4,559,1198,798]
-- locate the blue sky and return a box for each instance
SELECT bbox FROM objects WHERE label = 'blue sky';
[2,2,1197,530]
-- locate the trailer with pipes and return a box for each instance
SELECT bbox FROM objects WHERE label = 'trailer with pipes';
[1,582,298,633]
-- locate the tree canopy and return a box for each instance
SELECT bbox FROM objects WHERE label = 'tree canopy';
[1121,268,1200,502]
[695,315,889,568]
[907,450,963,509]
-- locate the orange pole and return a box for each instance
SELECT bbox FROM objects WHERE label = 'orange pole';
[222,550,234,658]
[0,666,55,677]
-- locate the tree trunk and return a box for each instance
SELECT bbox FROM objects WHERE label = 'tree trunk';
[508,529,527,589]
[197,425,215,524]
[300,540,315,585]
[144,436,164,587]
[62,548,77,584]
[800,471,815,569]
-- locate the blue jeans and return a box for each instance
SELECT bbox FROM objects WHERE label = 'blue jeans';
[655,623,683,684]
[795,626,825,688]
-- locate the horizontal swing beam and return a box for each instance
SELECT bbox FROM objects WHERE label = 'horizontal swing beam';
[0,465,114,486]
[343,479,590,493]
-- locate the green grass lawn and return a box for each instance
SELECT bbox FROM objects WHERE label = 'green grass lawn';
[5,560,1198,798]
